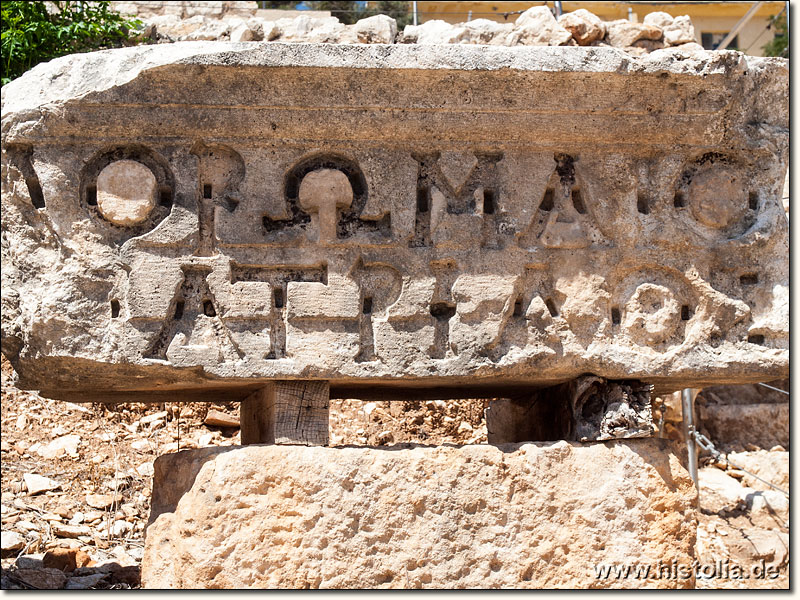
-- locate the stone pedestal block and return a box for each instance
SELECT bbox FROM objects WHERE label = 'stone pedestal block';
[142,440,696,588]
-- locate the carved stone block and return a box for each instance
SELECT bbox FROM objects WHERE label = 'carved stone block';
[0,44,788,401]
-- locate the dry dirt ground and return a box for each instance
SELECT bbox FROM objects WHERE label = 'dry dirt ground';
[0,354,788,589]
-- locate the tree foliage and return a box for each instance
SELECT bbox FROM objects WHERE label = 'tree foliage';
[256,1,303,8]
[1,1,142,86]
[762,12,788,57]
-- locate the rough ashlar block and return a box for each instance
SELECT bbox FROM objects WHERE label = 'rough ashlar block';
[0,44,788,401]
[141,440,697,588]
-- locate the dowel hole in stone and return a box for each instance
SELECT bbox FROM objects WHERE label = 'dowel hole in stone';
[611,307,621,325]
[681,305,691,321]
[430,302,456,320]
[173,300,185,320]
[273,288,284,309]
[540,189,554,212]
[749,191,759,210]
[203,300,216,317]
[363,296,373,314]
[748,334,765,345]
[26,177,45,209]
[513,296,523,317]
[673,191,686,208]
[86,185,97,206]
[545,298,559,317]
[483,189,496,214]
[417,187,429,213]
[637,194,650,215]
[572,188,586,214]
[110,300,120,318]
[203,184,212,199]
[740,273,758,286]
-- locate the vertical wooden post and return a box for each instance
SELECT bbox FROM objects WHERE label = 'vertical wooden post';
[241,381,329,446]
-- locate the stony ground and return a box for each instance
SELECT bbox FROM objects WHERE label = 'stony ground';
[0,353,787,589]
[0,355,484,589]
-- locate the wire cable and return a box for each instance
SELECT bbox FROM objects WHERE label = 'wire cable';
[757,382,789,396]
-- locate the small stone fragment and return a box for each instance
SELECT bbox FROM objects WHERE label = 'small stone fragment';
[85,494,116,510]
[203,409,240,428]
[136,461,155,477]
[111,520,133,537]
[185,20,230,41]
[12,568,67,590]
[229,22,254,42]
[642,11,674,29]
[65,572,109,590]
[401,20,457,44]
[51,523,92,539]
[109,565,141,587]
[605,19,662,47]
[353,14,397,44]
[377,430,394,445]
[139,411,168,425]
[36,434,81,459]
[513,6,573,46]
[131,439,151,452]
[1,530,25,553]
[558,9,606,45]
[644,12,696,45]
[23,474,61,495]
[43,547,94,572]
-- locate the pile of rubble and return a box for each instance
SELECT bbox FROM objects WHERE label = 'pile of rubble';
[652,384,789,589]
[137,6,700,56]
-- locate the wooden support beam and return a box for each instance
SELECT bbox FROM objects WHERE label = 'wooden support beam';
[241,381,329,446]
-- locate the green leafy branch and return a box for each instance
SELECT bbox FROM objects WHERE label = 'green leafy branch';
[2,1,142,86]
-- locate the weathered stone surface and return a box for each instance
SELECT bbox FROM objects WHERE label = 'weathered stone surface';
[558,9,606,46]
[353,14,397,44]
[727,450,789,492]
[643,12,696,46]
[96,159,158,226]
[111,1,256,19]
[1,530,25,553]
[203,408,239,428]
[11,568,67,590]
[142,440,696,588]
[605,20,663,47]
[274,15,345,43]
[513,6,573,46]
[0,44,788,401]
[23,474,61,495]
[401,20,460,44]
[43,547,94,572]
[699,404,789,450]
